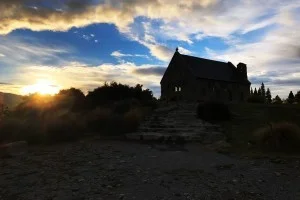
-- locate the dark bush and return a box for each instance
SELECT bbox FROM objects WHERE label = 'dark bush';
[254,122,300,152]
[86,82,156,109]
[247,95,265,103]
[0,84,155,144]
[197,101,231,121]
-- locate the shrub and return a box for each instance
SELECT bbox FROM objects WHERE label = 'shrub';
[85,107,114,133]
[247,95,265,103]
[197,101,231,121]
[44,113,85,143]
[254,122,300,152]
[0,117,44,144]
[123,108,143,133]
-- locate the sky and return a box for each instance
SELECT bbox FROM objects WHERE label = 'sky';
[0,0,300,98]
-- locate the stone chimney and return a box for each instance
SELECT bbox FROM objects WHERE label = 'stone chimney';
[237,62,247,80]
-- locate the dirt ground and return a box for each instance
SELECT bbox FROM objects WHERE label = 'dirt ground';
[1,139,300,200]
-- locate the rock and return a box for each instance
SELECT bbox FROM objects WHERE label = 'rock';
[270,158,284,164]
[119,194,125,199]
[215,164,234,170]
[78,178,85,182]
[0,141,28,158]
[207,140,232,153]
[107,185,113,189]
[174,193,181,197]
[232,179,238,184]
[274,172,281,176]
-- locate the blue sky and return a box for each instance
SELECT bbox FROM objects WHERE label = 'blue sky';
[0,0,300,98]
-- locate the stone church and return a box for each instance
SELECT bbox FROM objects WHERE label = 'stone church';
[160,48,251,102]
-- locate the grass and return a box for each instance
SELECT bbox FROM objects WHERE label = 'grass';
[254,122,300,152]
[222,103,300,153]
[0,106,149,145]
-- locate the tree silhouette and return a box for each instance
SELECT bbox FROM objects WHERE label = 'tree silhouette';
[258,88,262,96]
[254,88,258,95]
[273,95,282,104]
[266,88,272,104]
[261,82,266,102]
[55,88,85,111]
[287,91,295,104]
[250,87,253,95]
[86,82,155,109]
[295,91,300,104]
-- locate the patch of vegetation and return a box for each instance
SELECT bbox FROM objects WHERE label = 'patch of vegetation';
[254,122,300,152]
[222,103,300,153]
[197,101,231,122]
[0,83,156,144]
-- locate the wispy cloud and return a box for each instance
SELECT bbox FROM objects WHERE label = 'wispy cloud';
[1,62,164,96]
[0,36,72,67]
[111,51,149,59]
[204,7,300,97]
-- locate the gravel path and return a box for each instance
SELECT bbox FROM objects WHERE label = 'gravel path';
[1,139,300,200]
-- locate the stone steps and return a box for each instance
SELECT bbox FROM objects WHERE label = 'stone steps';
[126,103,225,143]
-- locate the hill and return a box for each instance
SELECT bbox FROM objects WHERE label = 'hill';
[0,92,23,109]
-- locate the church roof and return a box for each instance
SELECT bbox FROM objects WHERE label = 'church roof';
[178,52,250,84]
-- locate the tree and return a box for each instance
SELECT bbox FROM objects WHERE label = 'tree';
[287,91,295,104]
[258,88,262,96]
[55,88,86,111]
[250,87,253,95]
[254,88,258,95]
[265,88,272,104]
[273,95,282,104]
[261,82,266,101]
[295,91,300,104]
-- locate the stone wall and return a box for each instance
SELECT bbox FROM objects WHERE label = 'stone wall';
[192,79,250,102]
[162,76,250,102]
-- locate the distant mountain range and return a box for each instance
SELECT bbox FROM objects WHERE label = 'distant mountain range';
[0,92,23,109]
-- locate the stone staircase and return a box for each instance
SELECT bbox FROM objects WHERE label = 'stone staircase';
[126,103,225,143]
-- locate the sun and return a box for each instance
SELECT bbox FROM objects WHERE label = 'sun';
[21,79,61,95]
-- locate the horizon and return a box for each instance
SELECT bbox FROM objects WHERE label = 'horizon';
[0,0,300,98]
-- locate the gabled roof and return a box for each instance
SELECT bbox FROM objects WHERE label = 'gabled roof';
[177,52,250,84]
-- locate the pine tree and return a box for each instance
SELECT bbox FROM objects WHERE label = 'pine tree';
[295,91,300,104]
[287,91,295,104]
[254,88,258,95]
[273,95,282,104]
[250,87,253,95]
[265,88,272,103]
[261,82,266,101]
[258,88,262,96]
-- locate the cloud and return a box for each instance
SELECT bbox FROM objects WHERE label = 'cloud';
[133,66,166,76]
[1,0,298,60]
[111,50,149,59]
[0,0,135,35]
[145,44,173,61]
[0,36,72,67]
[204,6,300,98]
[1,0,300,97]
[0,82,12,85]
[2,61,163,96]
